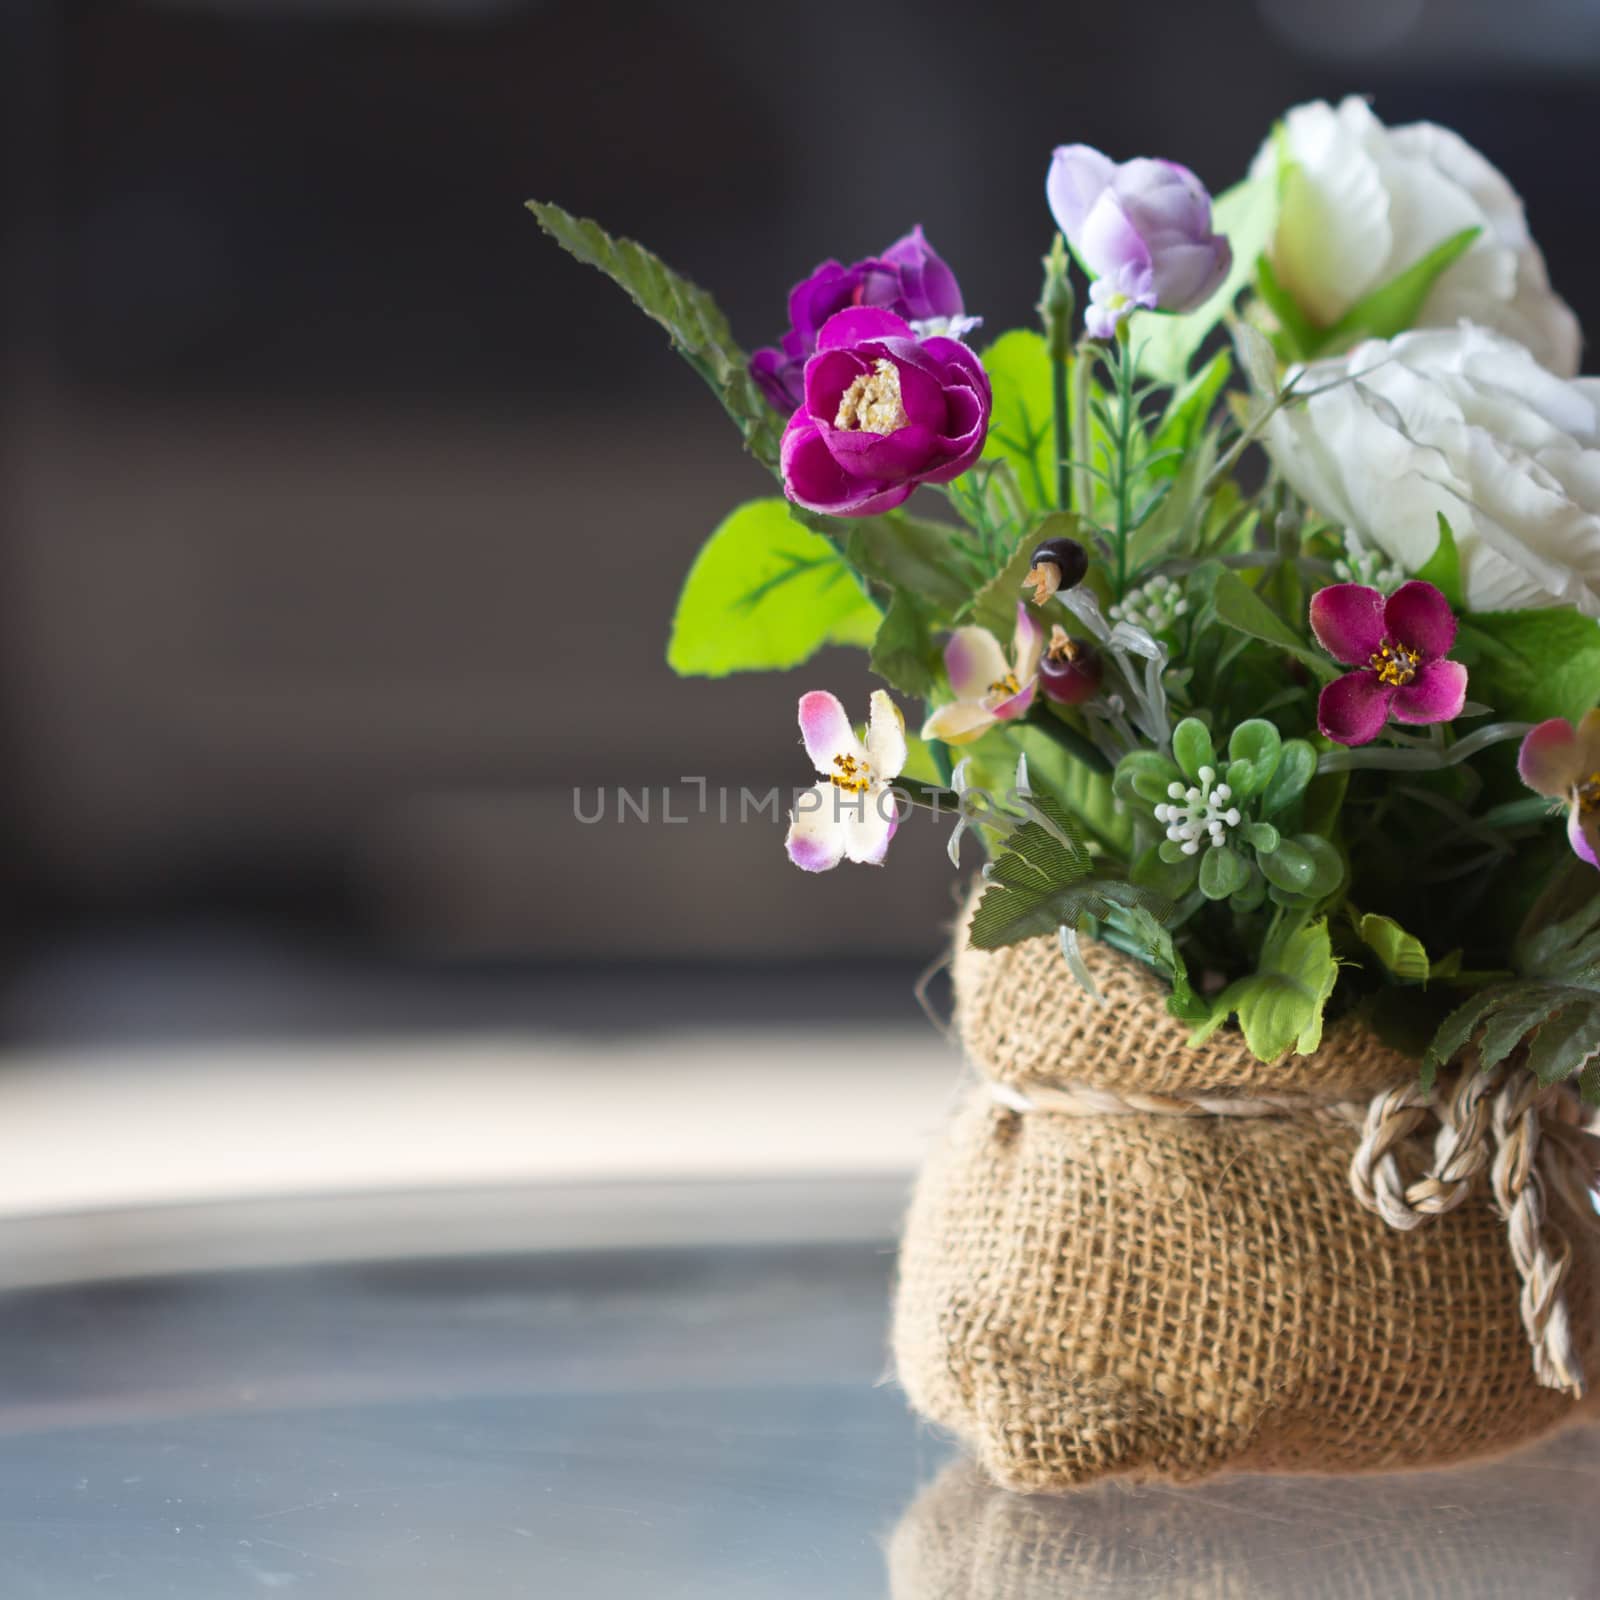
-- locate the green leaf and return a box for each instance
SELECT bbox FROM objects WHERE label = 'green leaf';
[1196,916,1338,1060]
[1171,718,1216,782]
[869,589,942,699]
[667,499,879,676]
[1150,348,1232,470]
[1112,904,1211,1023]
[1136,170,1280,383]
[1478,987,1568,1071]
[1211,570,1339,681]
[1115,750,1183,807]
[978,330,1056,512]
[1261,740,1317,815]
[1254,252,1322,363]
[1320,226,1482,350]
[1199,844,1250,900]
[968,790,1165,950]
[1240,820,1280,852]
[1525,999,1600,1085]
[527,200,781,468]
[1351,910,1431,983]
[1457,608,1600,726]
[1008,723,1134,856]
[1226,719,1282,800]
[1413,514,1463,611]
[844,514,973,616]
[1259,837,1315,893]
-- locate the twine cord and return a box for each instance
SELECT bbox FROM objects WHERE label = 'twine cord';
[991,1065,1600,1398]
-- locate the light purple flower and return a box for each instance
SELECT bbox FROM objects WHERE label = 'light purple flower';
[1047,145,1232,339]
[1309,580,1467,746]
[780,307,991,517]
[920,603,1045,746]
[750,227,968,411]
[786,689,907,872]
[1518,712,1600,868]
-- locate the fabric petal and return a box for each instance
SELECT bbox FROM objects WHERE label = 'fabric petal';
[1047,145,1117,240]
[1390,658,1468,725]
[842,787,899,865]
[943,626,1009,700]
[864,690,907,780]
[1569,804,1600,869]
[921,699,999,746]
[780,415,911,515]
[1519,717,1581,798]
[797,689,863,774]
[1383,579,1457,659]
[1077,190,1154,286]
[815,306,915,350]
[786,781,847,873]
[988,679,1037,722]
[1317,670,1393,746]
[1309,583,1387,665]
[802,349,868,423]
[1011,601,1044,682]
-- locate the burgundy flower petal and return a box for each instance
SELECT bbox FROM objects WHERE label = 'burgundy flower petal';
[816,306,916,351]
[1317,670,1394,746]
[1391,658,1468,725]
[1309,584,1386,666]
[1383,580,1457,660]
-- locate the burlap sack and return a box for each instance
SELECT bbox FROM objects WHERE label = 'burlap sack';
[888,1436,1600,1600]
[893,926,1600,1491]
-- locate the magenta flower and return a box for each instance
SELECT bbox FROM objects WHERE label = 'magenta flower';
[1517,712,1600,867]
[750,226,969,411]
[780,307,991,517]
[1309,580,1468,746]
[1047,146,1232,339]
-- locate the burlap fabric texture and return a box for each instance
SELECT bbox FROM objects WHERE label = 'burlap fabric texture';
[893,926,1600,1491]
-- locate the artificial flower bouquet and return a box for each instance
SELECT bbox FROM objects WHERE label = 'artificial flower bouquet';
[533,95,1600,1488]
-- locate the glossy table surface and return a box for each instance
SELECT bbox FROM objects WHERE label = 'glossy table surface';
[0,1179,1595,1598]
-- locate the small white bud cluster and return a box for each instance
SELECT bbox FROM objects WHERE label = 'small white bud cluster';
[1152,765,1241,855]
[1109,573,1189,634]
[1333,529,1403,592]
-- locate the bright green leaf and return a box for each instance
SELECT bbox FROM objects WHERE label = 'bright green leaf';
[979,330,1056,512]
[1227,719,1283,799]
[1211,570,1339,681]
[1199,844,1250,900]
[1195,916,1338,1060]
[1261,740,1317,815]
[667,499,879,676]
[1172,718,1217,782]
[1351,910,1431,983]
[1321,226,1482,351]
[1457,608,1600,726]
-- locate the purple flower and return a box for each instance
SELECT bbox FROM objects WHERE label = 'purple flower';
[1309,580,1468,746]
[780,307,991,517]
[750,227,968,411]
[1518,712,1600,868]
[1047,145,1232,339]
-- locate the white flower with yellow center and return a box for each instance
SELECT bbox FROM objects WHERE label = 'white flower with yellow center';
[786,689,907,873]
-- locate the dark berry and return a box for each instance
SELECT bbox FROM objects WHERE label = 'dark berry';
[1038,627,1102,706]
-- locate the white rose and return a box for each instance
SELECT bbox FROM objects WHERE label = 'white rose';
[1265,323,1600,615]
[1253,97,1580,377]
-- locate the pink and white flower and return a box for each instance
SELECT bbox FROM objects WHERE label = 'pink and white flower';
[1518,711,1600,868]
[785,689,907,873]
[920,603,1044,747]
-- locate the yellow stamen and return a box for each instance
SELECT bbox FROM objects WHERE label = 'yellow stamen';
[1369,639,1421,688]
[987,672,1021,702]
[834,358,909,434]
[1576,772,1600,814]
[830,752,872,794]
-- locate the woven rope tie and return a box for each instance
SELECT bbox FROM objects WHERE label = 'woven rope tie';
[993,1066,1600,1398]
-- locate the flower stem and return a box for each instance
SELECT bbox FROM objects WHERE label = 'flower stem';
[1037,234,1075,512]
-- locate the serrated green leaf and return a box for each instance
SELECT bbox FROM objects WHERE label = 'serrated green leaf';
[978,330,1056,512]
[869,590,942,699]
[1524,999,1600,1084]
[845,515,972,614]
[1478,988,1569,1071]
[666,500,878,676]
[527,200,782,468]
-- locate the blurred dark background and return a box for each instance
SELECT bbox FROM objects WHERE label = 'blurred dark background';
[3,0,1600,1040]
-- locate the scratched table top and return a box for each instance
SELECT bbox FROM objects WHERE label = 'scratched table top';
[0,1179,1594,1598]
